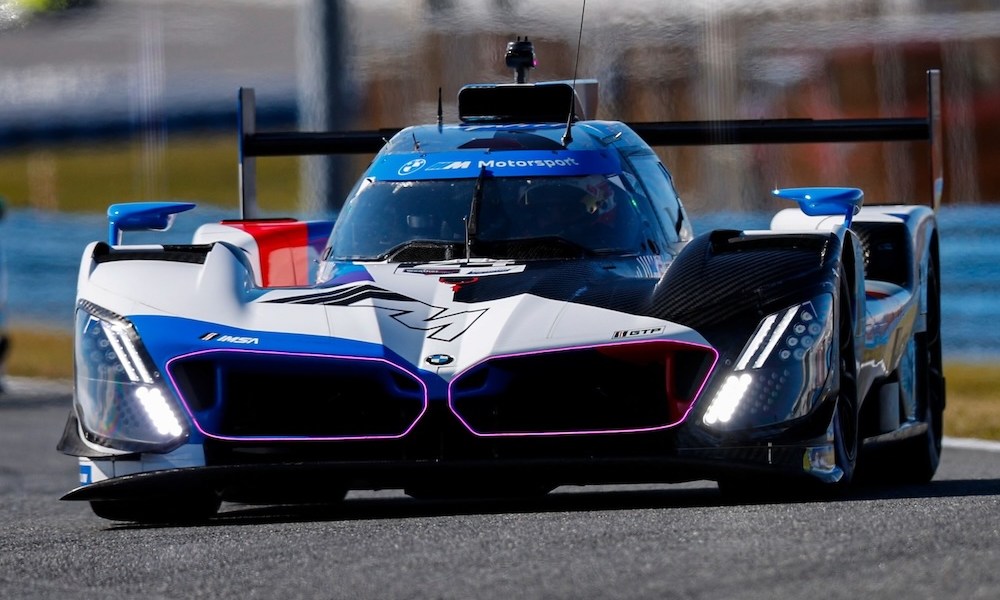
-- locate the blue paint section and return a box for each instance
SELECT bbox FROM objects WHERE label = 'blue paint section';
[305,220,334,253]
[107,201,197,245]
[370,150,621,181]
[129,314,454,398]
[79,463,92,485]
[126,314,453,442]
[130,314,393,367]
[317,262,373,287]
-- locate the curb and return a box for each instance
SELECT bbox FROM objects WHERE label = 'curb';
[942,436,1000,453]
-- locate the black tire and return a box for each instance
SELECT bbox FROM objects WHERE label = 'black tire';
[90,494,221,524]
[893,254,945,483]
[830,270,860,489]
[855,251,944,485]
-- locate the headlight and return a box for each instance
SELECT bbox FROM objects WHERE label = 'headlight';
[74,301,187,452]
[702,294,835,429]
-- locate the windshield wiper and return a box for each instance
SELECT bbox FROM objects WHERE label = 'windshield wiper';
[381,240,459,263]
[465,166,487,261]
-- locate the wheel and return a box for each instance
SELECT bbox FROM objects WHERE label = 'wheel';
[830,268,860,488]
[90,493,221,524]
[856,252,944,485]
[891,254,945,483]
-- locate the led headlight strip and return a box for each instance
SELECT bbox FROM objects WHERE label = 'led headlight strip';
[703,296,833,428]
[702,373,752,425]
[734,305,798,372]
[99,319,154,384]
[76,300,187,450]
[733,300,827,372]
[135,386,184,438]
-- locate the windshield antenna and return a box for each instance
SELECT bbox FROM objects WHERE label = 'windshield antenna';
[562,0,587,146]
[465,167,487,261]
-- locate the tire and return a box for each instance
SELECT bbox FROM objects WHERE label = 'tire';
[830,270,860,489]
[856,251,944,485]
[891,254,945,483]
[90,494,221,524]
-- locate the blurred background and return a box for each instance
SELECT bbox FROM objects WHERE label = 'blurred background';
[1,0,999,377]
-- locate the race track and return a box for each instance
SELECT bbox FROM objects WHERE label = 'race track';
[1,378,998,599]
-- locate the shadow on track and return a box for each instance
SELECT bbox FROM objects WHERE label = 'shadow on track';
[103,477,1000,531]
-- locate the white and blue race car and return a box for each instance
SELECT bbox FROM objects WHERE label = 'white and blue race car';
[59,42,946,522]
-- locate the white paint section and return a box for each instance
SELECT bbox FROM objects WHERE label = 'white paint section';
[81,242,333,338]
[78,238,709,373]
[77,445,207,486]
[192,223,263,285]
[770,204,926,231]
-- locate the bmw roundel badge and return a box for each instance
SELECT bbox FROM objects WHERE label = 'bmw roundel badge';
[398,158,426,176]
[426,354,454,366]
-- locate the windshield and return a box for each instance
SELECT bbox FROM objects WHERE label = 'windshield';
[326,174,648,262]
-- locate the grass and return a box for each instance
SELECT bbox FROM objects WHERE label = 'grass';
[0,133,301,212]
[5,326,74,380]
[4,326,999,441]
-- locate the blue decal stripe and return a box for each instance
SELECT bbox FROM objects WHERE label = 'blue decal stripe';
[372,150,621,181]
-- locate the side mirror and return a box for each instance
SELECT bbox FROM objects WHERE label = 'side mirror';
[107,202,197,245]
[772,187,863,228]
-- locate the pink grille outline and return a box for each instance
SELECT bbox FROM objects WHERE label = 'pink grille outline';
[164,349,429,442]
[447,339,719,437]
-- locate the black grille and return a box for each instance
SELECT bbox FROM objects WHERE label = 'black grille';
[450,342,714,435]
[169,352,425,439]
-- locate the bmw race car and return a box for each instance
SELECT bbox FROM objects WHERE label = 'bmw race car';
[59,41,946,522]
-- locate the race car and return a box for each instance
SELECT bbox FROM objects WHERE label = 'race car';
[59,40,945,522]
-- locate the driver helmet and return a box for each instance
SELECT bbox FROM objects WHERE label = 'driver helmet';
[579,175,617,224]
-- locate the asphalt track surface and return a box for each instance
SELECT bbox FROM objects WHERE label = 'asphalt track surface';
[1,378,998,600]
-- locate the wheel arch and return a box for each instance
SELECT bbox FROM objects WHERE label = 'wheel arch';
[649,228,847,359]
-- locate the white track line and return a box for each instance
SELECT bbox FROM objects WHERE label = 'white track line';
[943,436,1000,453]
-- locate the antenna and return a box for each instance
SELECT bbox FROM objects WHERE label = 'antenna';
[562,0,587,146]
[436,87,443,126]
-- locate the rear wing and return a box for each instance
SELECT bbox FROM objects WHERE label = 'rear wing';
[238,69,942,218]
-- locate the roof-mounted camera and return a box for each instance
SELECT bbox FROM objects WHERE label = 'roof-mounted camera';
[505,37,536,84]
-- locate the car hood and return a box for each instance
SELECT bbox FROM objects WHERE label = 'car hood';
[80,243,707,375]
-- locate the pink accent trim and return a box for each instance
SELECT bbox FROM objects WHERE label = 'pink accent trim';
[447,339,719,438]
[164,349,428,442]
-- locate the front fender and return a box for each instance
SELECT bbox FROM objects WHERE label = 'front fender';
[649,229,845,354]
